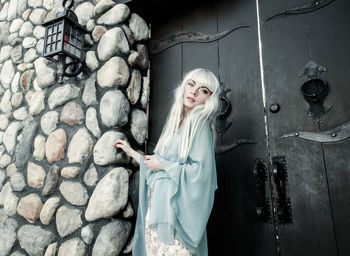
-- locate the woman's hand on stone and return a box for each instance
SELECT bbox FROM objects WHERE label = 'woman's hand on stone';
[114,139,140,164]
[143,155,163,172]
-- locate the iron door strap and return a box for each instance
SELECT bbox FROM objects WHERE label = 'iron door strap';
[272,156,293,224]
[253,158,271,223]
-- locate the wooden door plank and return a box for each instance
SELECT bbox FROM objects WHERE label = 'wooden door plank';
[307,0,350,254]
[216,0,275,255]
[259,0,337,254]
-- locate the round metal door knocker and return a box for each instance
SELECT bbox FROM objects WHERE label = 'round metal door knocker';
[300,78,331,121]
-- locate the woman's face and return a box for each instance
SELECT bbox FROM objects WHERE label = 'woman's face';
[183,79,212,113]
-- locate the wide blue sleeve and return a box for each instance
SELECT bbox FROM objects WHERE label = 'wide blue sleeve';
[155,124,218,248]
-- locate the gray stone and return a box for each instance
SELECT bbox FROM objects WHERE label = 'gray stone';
[85,167,129,221]
[20,69,35,91]
[17,193,43,223]
[86,107,101,138]
[40,196,60,225]
[59,181,88,206]
[92,220,132,256]
[84,163,98,187]
[127,69,141,105]
[15,118,38,170]
[129,171,139,212]
[42,164,60,197]
[43,0,54,10]
[44,242,57,256]
[67,128,93,164]
[131,109,147,144]
[6,163,17,178]
[0,114,10,130]
[127,50,139,66]
[36,38,44,53]
[86,19,95,31]
[10,44,22,64]
[81,224,94,245]
[48,83,80,109]
[45,128,67,163]
[33,135,45,161]
[41,111,58,135]
[123,202,134,218]
[74,2,94,26]
[94,0,115,16]
[98,27,129,61]
[136,43,149,69]
[17,0,28,16]
[11,91,22,108]
[24,48,38,63]
[123,24,135,46]
[60,101,84,126]
[13,107,28,120]
[9,18,23,33]
[0,154,11,168]
[34,57,56,89]
[1,60,15,88]
[17,63,33,72]
[28,0,42,8]
[91,25,107,42]
[0,218,18,256]
[33,25,45,39]
[8,32,21,46]
[19,21,33,37]
[141,75,150,108]
[85,50,99,71]
[7,0,19,21]
[21,9,31,21]
[27,161,46,188]
[0,45,13,63]
[18,225,54,256]
[97,56,129,88]
[11,72,20,93]
[0,89,12,113]
[0,3,9,21]
[56,205,83,237]
[0,22,10,45]
[58,238,85,256]
[22,37,37,48]
[123,235,134,254]
[97,4,130,25]
[0,182,18,216]
[0,170,5,189]
[129,13,149,41]
[94,131,130,166]
[29,90,45,115]
[10,171,26,192]
[82,72,98,106]
[10,251,26,256]
[29,8,47,25]
[3,121,22,154]
[100,90,130,127]
[61,166,80,179]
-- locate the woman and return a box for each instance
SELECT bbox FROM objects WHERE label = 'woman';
[114,68,221,256]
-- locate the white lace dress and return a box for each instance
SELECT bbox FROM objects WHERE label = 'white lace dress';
[145,189,193,256]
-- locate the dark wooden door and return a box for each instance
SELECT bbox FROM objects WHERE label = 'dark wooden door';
[146,0,350,255]
[149,0,275,255]
[259,0,350,255]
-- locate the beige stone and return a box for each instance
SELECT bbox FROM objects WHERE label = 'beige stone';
[40,196,60,225]
[61,166,80,178]
[45,128,67,163]
[17,193,43,223]
[27,162,46,188]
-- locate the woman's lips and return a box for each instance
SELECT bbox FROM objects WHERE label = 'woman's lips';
[187,97,195,102]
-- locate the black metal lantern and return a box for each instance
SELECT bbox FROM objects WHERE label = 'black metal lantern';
[42,0,87,84]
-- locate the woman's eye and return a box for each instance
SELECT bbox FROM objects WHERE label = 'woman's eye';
[200,89,209,94]
[188,81,195,87]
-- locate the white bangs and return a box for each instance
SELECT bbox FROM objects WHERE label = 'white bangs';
[185,68,219,93]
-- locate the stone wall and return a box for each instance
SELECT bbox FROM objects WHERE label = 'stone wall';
[0,0,150,255]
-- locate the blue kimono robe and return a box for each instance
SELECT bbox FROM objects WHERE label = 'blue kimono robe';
[132,122,217,256]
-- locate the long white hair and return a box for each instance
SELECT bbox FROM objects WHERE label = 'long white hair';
[154,68,221,161]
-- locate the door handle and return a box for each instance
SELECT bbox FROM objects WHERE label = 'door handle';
[272,156,293,224]
[253,159,271,223]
